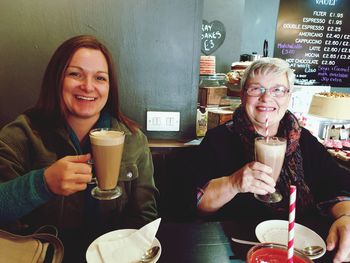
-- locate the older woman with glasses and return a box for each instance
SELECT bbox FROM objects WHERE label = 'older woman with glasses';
[195,57,350,262]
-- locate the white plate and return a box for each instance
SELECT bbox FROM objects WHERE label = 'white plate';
[255,220,326,260]
[86,229,161,263]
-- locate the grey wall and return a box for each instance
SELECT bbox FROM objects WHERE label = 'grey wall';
[0,0,203,139]
[201,0,245,73]
[202,0,279,73]
[240,0,280,57]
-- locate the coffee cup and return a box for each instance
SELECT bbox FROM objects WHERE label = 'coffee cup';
[89,128,125,200]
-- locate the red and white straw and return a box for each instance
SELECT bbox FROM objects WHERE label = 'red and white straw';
[288,185,297,263]
[265,114,269,141]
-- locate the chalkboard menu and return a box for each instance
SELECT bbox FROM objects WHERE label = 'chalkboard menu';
[274,0,350,87]
[201,20,226,55]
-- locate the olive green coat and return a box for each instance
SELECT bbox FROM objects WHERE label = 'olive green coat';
[0,111,158,231]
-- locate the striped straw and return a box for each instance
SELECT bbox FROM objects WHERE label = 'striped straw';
[288,185,297,263]
[265,114,269,142]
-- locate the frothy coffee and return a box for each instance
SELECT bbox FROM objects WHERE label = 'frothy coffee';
[255,137,286,182]
[90,130,125,190]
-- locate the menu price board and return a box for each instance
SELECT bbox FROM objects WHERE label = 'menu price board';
[274,0,350,87]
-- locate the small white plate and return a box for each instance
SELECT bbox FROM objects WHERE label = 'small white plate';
[255,220,326,260]
[86,229,161,263]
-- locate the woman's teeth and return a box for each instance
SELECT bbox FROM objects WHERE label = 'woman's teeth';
[257,106,275,111]
[76,95,95,101]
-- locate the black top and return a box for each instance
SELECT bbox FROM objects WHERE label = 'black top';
[194,122,350,221]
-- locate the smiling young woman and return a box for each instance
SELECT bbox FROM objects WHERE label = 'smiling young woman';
[0,36,159,255]
[35,35,138,133]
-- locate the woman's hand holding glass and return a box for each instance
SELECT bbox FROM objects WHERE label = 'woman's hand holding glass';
[230,161,276,195]
[44,153,93,196]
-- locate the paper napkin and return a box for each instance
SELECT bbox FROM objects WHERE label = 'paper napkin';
[96,218,161,263]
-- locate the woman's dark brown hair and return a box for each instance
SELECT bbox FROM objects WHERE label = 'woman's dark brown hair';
[34,35,138,133]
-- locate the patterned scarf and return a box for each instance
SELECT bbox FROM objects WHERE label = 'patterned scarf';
[230,106,314,213]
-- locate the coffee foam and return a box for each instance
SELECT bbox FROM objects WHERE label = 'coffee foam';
[258,138,285,146]
[89,130,125,146]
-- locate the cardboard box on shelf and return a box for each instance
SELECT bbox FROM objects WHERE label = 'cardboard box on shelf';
[196,107,208,137]
[198,86,227,106]
[207,109,233,130]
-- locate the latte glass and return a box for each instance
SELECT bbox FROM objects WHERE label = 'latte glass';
[254,137,287,203]
[89,128,125,200]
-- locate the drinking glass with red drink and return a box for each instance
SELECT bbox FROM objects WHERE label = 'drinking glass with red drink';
[247,243,313,263]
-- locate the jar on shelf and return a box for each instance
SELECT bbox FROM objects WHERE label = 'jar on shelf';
[198,73,228,107]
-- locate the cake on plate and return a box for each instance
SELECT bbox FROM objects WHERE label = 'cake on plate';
[308,92,350,120]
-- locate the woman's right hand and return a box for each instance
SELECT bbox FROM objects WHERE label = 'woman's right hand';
[44,154,93,196]
[230,161,276,195]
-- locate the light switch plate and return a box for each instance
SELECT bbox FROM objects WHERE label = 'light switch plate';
[146,111,180,131]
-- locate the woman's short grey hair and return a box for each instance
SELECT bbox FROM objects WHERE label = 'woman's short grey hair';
[240,57,295,91]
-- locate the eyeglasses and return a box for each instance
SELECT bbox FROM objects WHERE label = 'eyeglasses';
[245,85,290,98]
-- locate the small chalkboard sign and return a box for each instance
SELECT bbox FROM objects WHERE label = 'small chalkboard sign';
[201,20,226,55]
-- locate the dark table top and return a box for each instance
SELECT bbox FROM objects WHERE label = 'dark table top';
[61,215,335,262]
[156,217,335,263]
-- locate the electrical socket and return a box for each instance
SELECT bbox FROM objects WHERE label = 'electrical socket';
[146,111,180,131]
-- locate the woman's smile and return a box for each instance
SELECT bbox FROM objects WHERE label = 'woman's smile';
[255,105,276,112]
[74,95,96,101]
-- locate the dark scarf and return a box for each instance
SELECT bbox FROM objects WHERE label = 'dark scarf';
[230,106,314,213]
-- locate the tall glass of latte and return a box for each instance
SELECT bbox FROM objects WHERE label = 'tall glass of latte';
[89,128,125,200]
[254,136,287,203]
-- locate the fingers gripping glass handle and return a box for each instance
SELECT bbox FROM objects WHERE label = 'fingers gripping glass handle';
[86,159,97,185]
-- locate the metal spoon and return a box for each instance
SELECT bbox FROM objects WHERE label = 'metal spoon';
[231,237,324,257]
[139,246,160,263]
[302,245,324,257]
[231,237,261,246]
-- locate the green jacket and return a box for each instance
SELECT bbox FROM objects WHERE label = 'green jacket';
[0,110,158,231]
